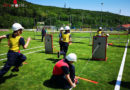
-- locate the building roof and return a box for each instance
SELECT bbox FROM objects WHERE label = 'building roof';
[122,24,130,28]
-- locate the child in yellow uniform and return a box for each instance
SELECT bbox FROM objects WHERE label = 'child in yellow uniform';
[58,26,71,58]
[0,23,31,77]
[97,27,103,36]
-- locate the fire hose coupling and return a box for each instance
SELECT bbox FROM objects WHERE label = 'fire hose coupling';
[98,42,101,45]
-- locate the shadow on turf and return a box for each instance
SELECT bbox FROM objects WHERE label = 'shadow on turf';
[110,45,126,48]
[88,45,130,48]
[79,58,104,61]
[36,51,58,55]
[72,41,86,44]
[43,80,63,89]
[0,73,18,84]
[56,41,86,44]
[78,58,92,61]
[109,80,130,89]
[46,58,61,63]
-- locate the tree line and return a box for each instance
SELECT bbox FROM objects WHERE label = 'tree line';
[0,0,130,29]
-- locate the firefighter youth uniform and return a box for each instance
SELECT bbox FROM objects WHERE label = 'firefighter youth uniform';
[0,34,26,77]
[58,31,71,58]
[98,30,102,36]
[97,27,102,36]
[50,59,75,89]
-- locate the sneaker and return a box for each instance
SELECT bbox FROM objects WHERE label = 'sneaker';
[20,64,23,66]
[11,68,19,72]
[69,87,73,90]
[0,75,3,78]
[57,52,60,58]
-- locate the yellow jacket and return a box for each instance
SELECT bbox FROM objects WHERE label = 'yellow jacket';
[8,34,21,52]
[62,32,70,43]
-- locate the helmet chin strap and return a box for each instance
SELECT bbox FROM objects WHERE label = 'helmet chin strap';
[68,61,74,64]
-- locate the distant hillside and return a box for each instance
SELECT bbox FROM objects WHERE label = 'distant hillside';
[0,0,130,29]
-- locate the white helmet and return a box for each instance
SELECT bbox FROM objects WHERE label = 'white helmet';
[59,27,64,31]
[65,26,70,30]
[12,23,24,31]
[99,27,102,29]
[106,34,109,36]
[66,53,77,62]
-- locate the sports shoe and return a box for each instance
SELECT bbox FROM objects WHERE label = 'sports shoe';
[69,87,72,90]
[11,68,19,72]
[0,75,3,78]
[57,52,60,58]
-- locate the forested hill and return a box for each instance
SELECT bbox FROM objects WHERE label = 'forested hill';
[0,0,130,29]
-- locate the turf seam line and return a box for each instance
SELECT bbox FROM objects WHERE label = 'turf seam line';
[0,49,44,62]
[114,39,129,90]
[0,49,44,68]
[0,42,59,56]
[78,44,99,76]
[0,46,43,56]
[0,44,59,62]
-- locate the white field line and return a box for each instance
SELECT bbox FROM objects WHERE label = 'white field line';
[0,58,7,62]
[114,39,129,90]
[0,49,44,62]
[0,45,59,68]
[0,66,3,68]
[0,41,59,56]
[0,46,43,56]
[78,44,99,76]
[24,49,44,55]
[0,45,59,62]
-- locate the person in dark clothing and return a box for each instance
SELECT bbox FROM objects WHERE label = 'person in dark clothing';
[50,53,78,89]
[58,26,72,58]
[0,23,31,78]
[59,27,64,52]
[41,27,46,42]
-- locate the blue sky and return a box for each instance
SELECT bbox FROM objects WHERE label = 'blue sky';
[26,0,130,16]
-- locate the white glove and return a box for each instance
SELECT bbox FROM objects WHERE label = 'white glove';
[72,83,76,88]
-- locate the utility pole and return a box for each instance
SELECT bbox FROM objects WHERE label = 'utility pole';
[64,0,66,8]
[119,9,121,30]
[82,13,84,25]
[50,18,51,26]
[101,2,103,24]
[119,9,121,25]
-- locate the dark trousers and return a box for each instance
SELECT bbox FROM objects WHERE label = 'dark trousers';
[59,41,63,51]
[0,50,26,76]
[59,42,69,58]
[50,75,71,89]
[50,65,75,89]
[41,35,45,42]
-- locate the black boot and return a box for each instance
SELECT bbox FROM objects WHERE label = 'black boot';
[11,67,19,72]
[57,52,60,58]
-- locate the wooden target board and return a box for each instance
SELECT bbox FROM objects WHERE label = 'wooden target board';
[92,36,107,61]
[45,34,53,53]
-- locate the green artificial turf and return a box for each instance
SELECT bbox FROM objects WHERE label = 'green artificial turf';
[0,30,130,90]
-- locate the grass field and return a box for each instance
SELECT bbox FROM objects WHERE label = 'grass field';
[0,30,130,90]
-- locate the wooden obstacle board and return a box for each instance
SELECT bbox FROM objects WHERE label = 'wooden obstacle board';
[92,36,107,61]
[45,34,53,53]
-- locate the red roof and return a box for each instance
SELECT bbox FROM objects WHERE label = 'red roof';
[122,24,130,28]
